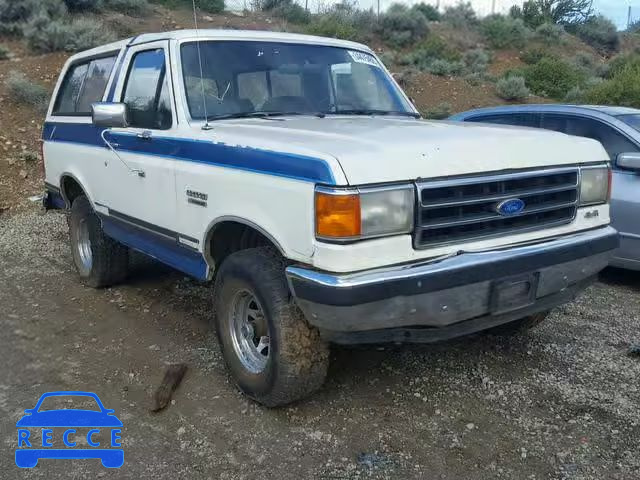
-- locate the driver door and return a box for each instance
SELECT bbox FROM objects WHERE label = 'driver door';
[102,41,177,232]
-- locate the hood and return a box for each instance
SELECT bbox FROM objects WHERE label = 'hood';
[209,116,608,185]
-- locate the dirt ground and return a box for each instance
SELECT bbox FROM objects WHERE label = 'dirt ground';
[1,207,640,479]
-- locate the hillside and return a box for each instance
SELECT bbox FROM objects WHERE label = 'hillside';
[1,1,638,214]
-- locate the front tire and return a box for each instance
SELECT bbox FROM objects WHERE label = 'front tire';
[68,195,129,288]
[213,247,329,407]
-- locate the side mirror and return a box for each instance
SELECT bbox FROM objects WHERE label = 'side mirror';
[92,102,128,128]
[617,152,640,172]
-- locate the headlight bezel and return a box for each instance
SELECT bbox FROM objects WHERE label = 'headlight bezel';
[315,183,415,243]
[579,165,611,207]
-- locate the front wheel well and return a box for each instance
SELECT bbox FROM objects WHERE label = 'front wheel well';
[206,220,283,270]
[60,175,86,207]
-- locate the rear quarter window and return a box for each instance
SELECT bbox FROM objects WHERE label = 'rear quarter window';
[53,54,118,116]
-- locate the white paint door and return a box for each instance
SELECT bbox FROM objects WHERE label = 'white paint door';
[102,41,178,231]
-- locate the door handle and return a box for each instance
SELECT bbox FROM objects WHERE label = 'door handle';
[137,130,152,140]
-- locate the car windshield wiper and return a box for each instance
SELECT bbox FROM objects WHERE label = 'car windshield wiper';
[206,111,326,121]
[329,109,421,118]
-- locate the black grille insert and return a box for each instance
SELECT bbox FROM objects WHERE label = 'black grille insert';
[415,168,579,248]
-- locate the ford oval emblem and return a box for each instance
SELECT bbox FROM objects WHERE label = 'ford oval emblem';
[496,198,525,216]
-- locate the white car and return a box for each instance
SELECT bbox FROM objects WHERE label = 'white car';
[42,30,618,406]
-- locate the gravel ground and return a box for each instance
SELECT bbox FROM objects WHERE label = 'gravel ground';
[1,207,639,479]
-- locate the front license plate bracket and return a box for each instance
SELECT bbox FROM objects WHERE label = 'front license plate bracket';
[490,272,539,315]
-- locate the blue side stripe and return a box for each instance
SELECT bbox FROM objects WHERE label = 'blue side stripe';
[101,215,209,280]
[42,122,335,184]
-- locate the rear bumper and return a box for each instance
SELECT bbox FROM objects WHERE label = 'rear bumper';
[286,226,618,343]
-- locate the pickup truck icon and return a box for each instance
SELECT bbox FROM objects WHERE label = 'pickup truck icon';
[15,391,123,468]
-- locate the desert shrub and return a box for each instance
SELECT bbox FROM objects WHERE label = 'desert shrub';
[520,47,550,65]
[0,0,66,25]
[412,2,440,21]
[571,51,601,77]
[463,48,490,73]
[564,86,584,103]
[197,0,224,13]
[377,51,398,67]
[524,56,584,99]
[402,36,460,68]
[377,3,429,48]
[423,102,452,119]
[4,71,49,112]
[23,15,115,53]
[102,0,149,15]
[305,14,358,41]
[442,2,477,28]
[259,0,286,10]
[0,44,10,60]
[481,14,530,49]
[394,68,417,88]
[606,52,640,78]
[535,22,565,44]
[576,15,620,54]
[464,71,487,85]
[586,63,640,107]
[427,59,464,76]
[496,75,530,101]
[350,8,377,35]
[272,2,309,24]
[63,0,100,11]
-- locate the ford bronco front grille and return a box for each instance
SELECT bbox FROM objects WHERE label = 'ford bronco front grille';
[414,167,579,249]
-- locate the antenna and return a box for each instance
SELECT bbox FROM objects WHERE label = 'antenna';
[192,0,212,130]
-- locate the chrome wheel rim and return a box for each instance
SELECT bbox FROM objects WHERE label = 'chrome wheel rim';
[229,290,270,374]
[75,218,93,275]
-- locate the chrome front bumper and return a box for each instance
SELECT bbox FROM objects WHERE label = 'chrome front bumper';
[286,227,618,343]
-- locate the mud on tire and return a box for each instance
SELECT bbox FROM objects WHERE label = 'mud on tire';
[213,247,329,407]
[68,195,129,288]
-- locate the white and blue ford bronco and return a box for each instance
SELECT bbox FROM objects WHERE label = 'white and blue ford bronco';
[42,30,618,406]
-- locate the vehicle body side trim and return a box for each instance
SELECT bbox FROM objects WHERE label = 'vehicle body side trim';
[42,122,336,184]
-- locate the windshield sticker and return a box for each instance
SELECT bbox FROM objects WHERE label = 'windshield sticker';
[348,50,380,68]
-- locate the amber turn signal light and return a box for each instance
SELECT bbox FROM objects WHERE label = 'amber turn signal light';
[315,191,361,239]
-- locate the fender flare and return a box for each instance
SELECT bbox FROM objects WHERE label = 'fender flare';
[202,215,287,267]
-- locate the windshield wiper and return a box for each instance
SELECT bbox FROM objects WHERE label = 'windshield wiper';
[329,109,420,118]
[206,111,326,121]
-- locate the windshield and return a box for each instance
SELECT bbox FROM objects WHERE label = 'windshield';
[617,114,640,133]
[180,41,415,120]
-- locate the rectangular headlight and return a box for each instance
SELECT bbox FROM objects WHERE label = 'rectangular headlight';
[580,166,610,206]
[360,186,414,237]
[315,185,414,241]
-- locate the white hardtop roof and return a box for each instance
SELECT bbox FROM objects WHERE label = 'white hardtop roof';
[69,29,372,61]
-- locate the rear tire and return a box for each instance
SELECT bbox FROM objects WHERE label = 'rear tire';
[213,247,329,407]
[68,195,129,288]
[487,312,549,336]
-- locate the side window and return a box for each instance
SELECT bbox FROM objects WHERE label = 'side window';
[53,55,117,115]
[468,113,540,128]
[122,49,172,130]
[564,117,640,160]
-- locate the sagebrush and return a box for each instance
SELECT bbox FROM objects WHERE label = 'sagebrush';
[496,76,530,101]
[481,14,530,49]
[524,56,584,99]
[377,3,429,48]
[5,71,49,112]
[586,63,640,108]
[23,15,115,53]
